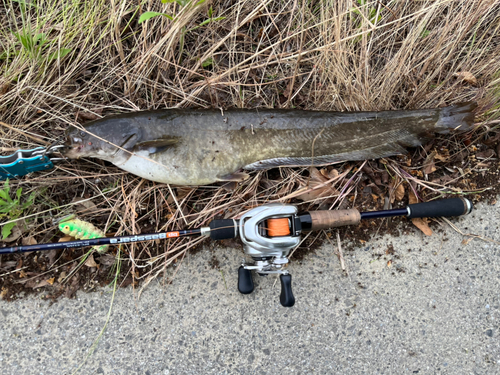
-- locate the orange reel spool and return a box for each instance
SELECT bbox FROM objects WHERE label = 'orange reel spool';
[266,218,291,237]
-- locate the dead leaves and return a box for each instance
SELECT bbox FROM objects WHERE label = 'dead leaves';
[453,71,477,86]
[260,177,289,197]
[169,187,194,202]
[27,278,55,289]
[423,151,437,175]
[389,177,405,203]
[1,224,22,243]
[411,217,433,236]
[321,167,339,180]
[408,190,418,205]
[420,149,451,178]
[71,197,97,212]
[475,149,496,160]
[395,182,405,201]
[65,274,80,298]
[84,254,98,268]
[409,190,433,236]
[22,236,37,246]
[461,237,474,246]
[295,167,340,202]
[76,108,102,122]
[47,250,59,268]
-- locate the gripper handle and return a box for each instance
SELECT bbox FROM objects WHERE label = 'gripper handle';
[407,197,473,218]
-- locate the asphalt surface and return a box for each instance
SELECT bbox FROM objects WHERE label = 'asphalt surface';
[0,201,499,375]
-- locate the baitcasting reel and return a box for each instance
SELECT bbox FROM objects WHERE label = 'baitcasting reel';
[208,203,364,307]
[237,204,302,307]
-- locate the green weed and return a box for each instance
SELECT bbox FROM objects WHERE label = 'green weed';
[138,0,225,26]
[0,179,36,239]
[139,0,206,23]
[349,0,382,42]
[201,57,213,68]
[13,28,71,61]
[139,0,225,62]
[7,0,72,63]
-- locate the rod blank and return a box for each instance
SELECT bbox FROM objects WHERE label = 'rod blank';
[0,229,201,255]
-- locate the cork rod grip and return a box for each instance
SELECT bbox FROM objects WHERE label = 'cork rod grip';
[308,209,361,231]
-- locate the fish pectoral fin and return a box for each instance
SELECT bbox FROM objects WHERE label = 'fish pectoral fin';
[119,127,143,150]
[134,137,179,154]
[218,181,239,191]
[217,172,250,182]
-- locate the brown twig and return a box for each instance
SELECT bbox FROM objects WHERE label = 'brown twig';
[0,121,50,145]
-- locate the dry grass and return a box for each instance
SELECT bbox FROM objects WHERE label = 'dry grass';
[0,0,499,292]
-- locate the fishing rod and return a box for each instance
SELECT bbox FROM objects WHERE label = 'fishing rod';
[0,197,472,306]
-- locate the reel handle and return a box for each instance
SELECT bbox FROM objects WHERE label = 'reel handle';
[279,274,295,307]
[237,266,254,294]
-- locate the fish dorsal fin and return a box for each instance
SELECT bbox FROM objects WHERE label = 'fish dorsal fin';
[134,137,180,154]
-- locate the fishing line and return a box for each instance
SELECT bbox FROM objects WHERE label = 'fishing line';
[266,218,291,237]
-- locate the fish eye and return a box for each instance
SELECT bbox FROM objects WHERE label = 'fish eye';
[80,131,86,137]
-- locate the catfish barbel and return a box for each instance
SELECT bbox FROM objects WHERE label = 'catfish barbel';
[64,103,476,185]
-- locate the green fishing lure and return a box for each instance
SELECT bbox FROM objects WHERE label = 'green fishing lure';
[58,218,108,254]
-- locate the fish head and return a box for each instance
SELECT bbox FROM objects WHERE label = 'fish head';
[64,121,142,164]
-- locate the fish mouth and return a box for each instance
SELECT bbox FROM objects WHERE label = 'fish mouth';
[63,146,81,159]
[62,134,83,159]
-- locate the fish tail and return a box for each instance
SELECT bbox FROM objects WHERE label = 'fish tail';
[436,102,477,133]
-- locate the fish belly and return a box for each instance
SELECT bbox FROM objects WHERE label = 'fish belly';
[116,150,234,185]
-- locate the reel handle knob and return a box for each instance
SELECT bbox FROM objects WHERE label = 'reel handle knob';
[279,274,295,307]
[238,266,254,294]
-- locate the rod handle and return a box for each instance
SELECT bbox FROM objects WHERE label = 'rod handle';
[408,197,473,218]
[307,209,361,231]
